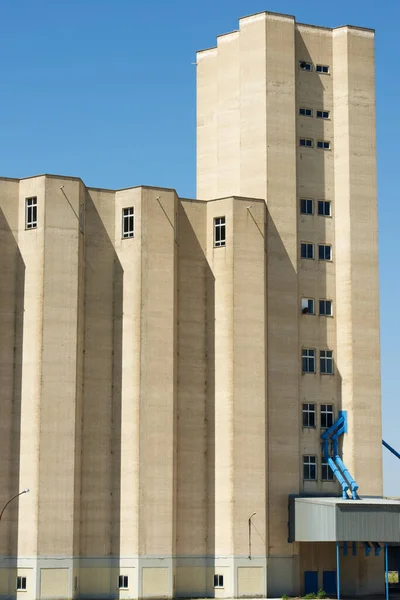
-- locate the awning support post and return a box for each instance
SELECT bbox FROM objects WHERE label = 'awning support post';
[385,543,389,600]
[336,541,341,600]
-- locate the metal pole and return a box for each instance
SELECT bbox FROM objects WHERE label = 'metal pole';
[0,489,29,521]
[248,512,256,560]
[336,542,341,600]
[385,543,389,600]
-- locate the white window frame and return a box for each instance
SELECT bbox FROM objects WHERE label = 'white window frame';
[321,461,334,481]
[318,244,332,261]
[316,110,330,119]
[320,350,334,375]
[118,575,129,590]
[302,348,316,374]
[302,403,316,428]
[318,200,331,217]
[25,197,37,229]
[300,198,314,215]
[301,242,314,260]
[321,404,334,429]
[214,216,226,248]
[317,140,331,150]
[299,107,313,117]
[214,574,224,588]
[299,61,313,72]
[303,455,317,480]
[319,299,333,317]
[122,207,134,239]
[301,298,315,315]
[299,138,313,148]
[16,577,27,591]
[316,64,330,74]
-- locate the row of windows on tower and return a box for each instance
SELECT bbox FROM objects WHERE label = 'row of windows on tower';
[299,108,330,119]
[301,243,331,261]
[300,138,331,150]
[303,403,334,429]
[299,61,330,74]
[301,199,331,216]
[302,349,334,374]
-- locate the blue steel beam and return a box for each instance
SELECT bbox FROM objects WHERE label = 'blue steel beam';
[383,439,400,460]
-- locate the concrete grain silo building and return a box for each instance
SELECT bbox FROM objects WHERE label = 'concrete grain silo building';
[0,9,399,600]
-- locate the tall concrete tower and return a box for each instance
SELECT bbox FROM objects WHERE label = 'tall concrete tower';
[197,10,382,596]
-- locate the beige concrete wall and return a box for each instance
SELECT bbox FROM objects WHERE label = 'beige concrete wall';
[40,568,69,598]
[142,567,169,597]
[237,567,264,597]
[333,27,382,494]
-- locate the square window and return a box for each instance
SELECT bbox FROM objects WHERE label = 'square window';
[318,244,332,261]
[302,403,316,428]
[214,574,224,588]
[299,107,313,117]
[319,299,333,316]
[321,461,334,481]
[320,350,334,375]
[214,216,226,247]
[301,242,314,260]
[316,110,330,119]
[303,455,317,480]
[16,577,27,591]
[299,61,313,71]
[122,207,134,238]
[300,138,313,148]
[301,298,315,315]
[25,197,37,229]
[321,404,334,428]
[300,199,314,215]
[302,348,315,373]
[318,201,331,216]
[118,575,129,590]
[317,140,331,150]
[316,65,329,74]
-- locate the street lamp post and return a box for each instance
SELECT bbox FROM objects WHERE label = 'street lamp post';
[248,512,256,560]
[0,489,29,521]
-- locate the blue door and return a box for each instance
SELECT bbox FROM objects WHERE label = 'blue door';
[323,571,337,596]
[304,571,318,595]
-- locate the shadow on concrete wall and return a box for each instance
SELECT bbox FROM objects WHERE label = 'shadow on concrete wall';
[79,192,122,598]
[0,208,25,595]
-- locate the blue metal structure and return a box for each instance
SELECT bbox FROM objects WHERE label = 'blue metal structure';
[321,412,358,499]
[383,439,400,460]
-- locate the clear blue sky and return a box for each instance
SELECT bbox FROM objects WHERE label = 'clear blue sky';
[1,1,399,495]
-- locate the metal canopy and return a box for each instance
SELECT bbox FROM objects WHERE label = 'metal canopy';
[289,496,400,542]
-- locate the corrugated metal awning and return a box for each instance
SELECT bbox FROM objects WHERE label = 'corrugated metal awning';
[289,496,400,542]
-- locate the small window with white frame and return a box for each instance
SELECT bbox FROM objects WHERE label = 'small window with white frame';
[303,455,317,480]
[318,244,332,261]
[214,574,224,588]
[25,197,37,229]
[301,298,315,315]
[300,138,313,148]
[321,404,334,429]
[302,348,316,373]
[214,216,226,247]
[318,200,331,216]
[317,110,330,119]
[321,460,334,481]
[316,64,329,74]
[118,575,129,590]
[299,61,313,71]
[16,577,27,591]
[122,207,134,238]
[301,242,314,260]
[300,198,314,215]
[320,350,334,375]
[319,299,333,317]
[317,140,331,150]
[299,107,313,117]
[302,403,316,428]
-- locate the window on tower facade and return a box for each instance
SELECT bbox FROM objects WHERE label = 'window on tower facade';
[301,298,315,315]
[302,348,316,373]
[25,197,37,229]
[122,207,134,238]
[300,198,314,215]
[303,456,317,480]
[214,216,226,247]
[302,404,316,428]
[321,404,334,428]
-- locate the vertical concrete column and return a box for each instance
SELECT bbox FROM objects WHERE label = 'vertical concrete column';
[0,179,22,573]
[175,199,208,594]
[138,189,177,598]
[206,199,234,592]
[17,178,47,590]
[264,14,299,581]
[36,177,83,567]
[333,27,382,494]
